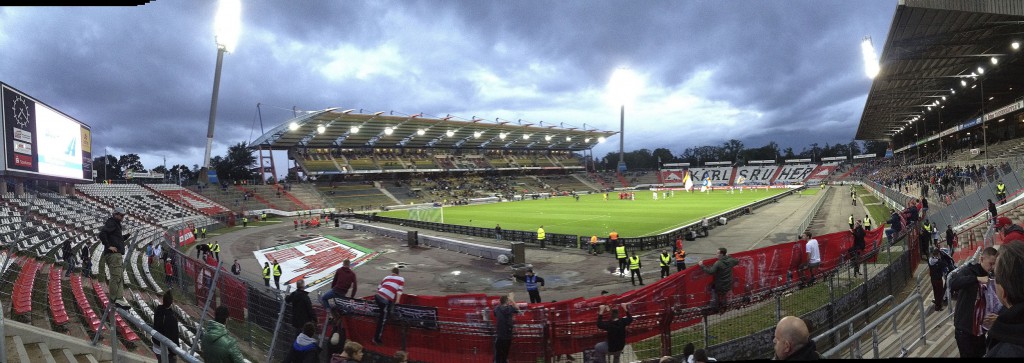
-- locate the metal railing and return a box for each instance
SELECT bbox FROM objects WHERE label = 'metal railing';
[796,185,834,235]
[115,307,201,363]
[822,292,925,359]
[812,294,894,346]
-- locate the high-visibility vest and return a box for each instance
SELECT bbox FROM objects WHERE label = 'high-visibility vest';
[923,223,933,233]
[525,275,539,291]
[629,256,640,270]
[616,246,627,259]
[675,250,686,262]
[590,236,598,244]
[212,243,220,253]
[864,217,872,229]
[262,213,267,219]
[207,243,213,251]
[262,266,271,279]
[660,253,671,267]
[273,264,282,276]
[243,217,248,223]
[998,183,1006,193]
[201,227,206,234]
[537,228,545,240]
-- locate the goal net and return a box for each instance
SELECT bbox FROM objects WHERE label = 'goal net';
[408,205,444,223]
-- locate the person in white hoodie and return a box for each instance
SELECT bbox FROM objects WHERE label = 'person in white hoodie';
[283,322,320,363]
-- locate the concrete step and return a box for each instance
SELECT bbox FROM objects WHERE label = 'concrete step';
[6,336,31,363]
[24,342,58,363]
[75,353,100,363]
[51,348,78,363]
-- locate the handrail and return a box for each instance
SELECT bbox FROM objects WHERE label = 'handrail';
[115,307,201,363]
[945,246,984,303]
[812,294,894,345]
[796,186,833,235]
[822,292,925,359]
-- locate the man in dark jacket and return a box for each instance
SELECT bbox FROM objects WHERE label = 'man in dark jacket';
[772,316,820,360]
[700,247,739,314]
[493,292,520,363]
[153,291,180,363]
[61,238,75,277]
[850,220,866,277]
[927,249,954,312]
[985,242,1024,357]
[885,209,903,244]
[98,207,130,309]
[285,279,315,333]
[945,225,956,254]
[949,247,998,358]
[989,199,998,225]
[80,243,92,278]
[321,259,358,308]
[595,303,633,363]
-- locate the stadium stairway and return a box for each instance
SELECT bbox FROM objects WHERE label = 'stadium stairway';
[615,172,630,188]
[572,174,603,191]
[373,181,403,205]
[4,319,156,363]
[234,185,281,210]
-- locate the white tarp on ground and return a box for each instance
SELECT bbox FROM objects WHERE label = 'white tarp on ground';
[253,235,375,292]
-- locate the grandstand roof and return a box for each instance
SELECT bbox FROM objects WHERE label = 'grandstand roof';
[250,108,619,151]
[856,0,1024,141]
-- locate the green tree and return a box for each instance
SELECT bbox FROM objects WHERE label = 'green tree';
[92,155,119,181]
[117,153,145,173]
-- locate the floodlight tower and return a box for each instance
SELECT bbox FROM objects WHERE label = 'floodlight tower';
[607,67,642,173]
[201,0,241,183]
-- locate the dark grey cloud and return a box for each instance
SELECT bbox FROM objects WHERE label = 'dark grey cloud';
[0,1,895,170]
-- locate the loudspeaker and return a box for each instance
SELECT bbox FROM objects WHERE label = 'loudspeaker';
[407,230,419,246]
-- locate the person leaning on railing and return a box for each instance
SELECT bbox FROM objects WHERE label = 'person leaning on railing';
[985,242,1024,357]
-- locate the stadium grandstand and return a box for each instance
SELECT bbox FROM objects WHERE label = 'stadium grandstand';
[4,1,1024,363]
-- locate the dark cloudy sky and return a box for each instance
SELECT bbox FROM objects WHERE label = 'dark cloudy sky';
[0,1,896,173]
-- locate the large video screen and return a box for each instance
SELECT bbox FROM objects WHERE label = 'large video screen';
[1,83,92,181]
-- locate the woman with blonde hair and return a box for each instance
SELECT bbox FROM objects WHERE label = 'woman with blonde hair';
[331,341,363,363]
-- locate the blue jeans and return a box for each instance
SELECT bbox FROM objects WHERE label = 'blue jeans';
[320,289,347,307]
[374,295,393,342]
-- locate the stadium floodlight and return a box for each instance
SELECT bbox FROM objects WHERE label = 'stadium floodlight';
[991,57,999,65]
[384,126,394,135]
[523,134,530,140]
[941,96,946,101]
[545,135,552,141]
[214,0,241,53]
[417,128,425,135]
[951,89,956,94]
[861,36,880,79]
[598,136,606,143]
[1013,41,1020,50]
[566,136,571,142]
[978,67,985,75]
[607,67,642,173]
[585,138,591,143]
[499,132,507,140]
[316,125,325,134]
[202,0,243,180]
[961,80,968,87]
[473,131,482,138]
[350,126,359,134]
[446,130,455,137]
[288,122,299,131]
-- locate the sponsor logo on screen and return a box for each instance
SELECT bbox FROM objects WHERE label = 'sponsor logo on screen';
[13,128,31,143]
[13,154,32,167]
[13,141,32,155]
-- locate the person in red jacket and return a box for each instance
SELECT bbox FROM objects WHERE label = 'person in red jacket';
[995,217,1024,245]
[321,259,358,308]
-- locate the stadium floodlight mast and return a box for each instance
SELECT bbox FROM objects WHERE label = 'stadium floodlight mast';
[201,0,241,183]
[607,67,642,172]
[861,36,880,79]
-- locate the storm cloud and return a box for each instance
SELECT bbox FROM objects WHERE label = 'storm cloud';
[0,1,895,170]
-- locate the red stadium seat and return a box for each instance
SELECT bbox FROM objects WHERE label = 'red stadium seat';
[48,266,69,326]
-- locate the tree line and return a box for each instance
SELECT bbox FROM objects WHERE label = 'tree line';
[598,139,890,170]
[92,142,257,185]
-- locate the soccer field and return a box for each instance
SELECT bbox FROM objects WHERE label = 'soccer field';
[380,188,792,237]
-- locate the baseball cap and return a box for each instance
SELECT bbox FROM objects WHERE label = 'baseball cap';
[996,216,1013,229]
[113,207,126,215]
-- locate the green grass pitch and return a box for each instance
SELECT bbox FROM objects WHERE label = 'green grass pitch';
[380,188,793,238]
